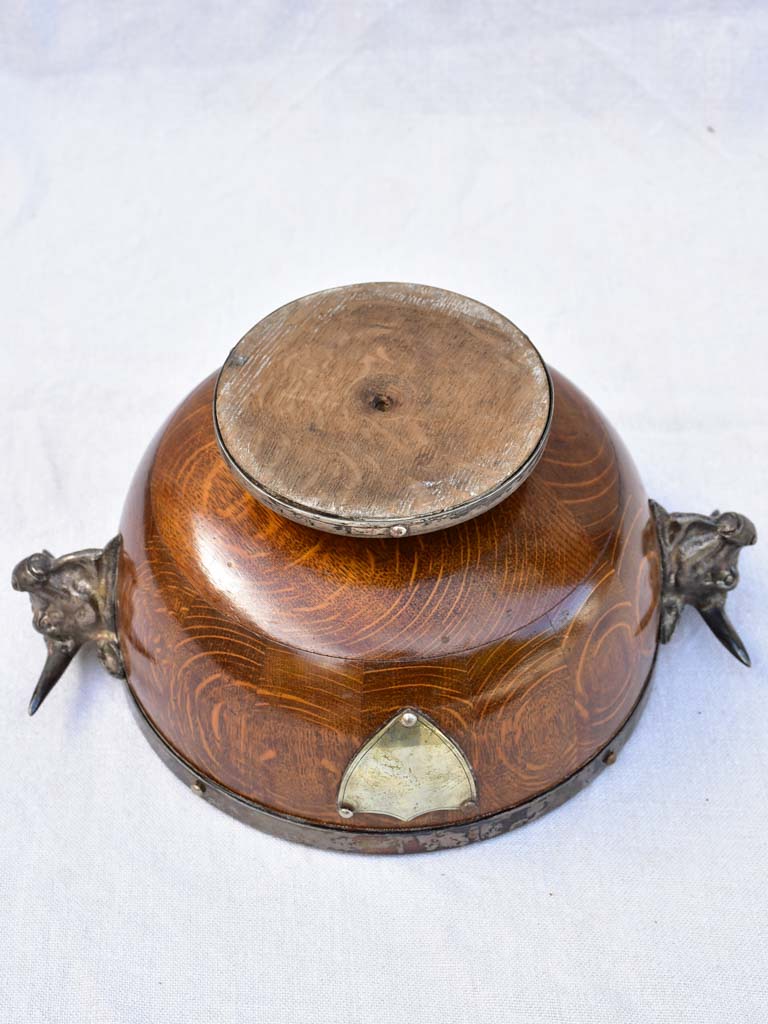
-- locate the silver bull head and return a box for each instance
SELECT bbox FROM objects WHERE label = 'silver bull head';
[651,502,757,666]
[11,537,124,715]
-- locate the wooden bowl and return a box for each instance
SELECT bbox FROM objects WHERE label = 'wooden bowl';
[14,284,756,853]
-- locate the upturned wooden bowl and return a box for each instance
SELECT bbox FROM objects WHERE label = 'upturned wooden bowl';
[13,284,756,853]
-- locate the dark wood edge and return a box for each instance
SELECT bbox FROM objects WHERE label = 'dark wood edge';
[126,648,657,854]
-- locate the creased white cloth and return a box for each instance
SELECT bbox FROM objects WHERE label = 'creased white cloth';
[1,3,766,1022]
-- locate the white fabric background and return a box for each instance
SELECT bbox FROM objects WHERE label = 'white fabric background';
[1,3,766,1022]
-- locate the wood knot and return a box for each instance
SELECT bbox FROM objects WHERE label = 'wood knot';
[360,380,401,414]
[370,393,394,412]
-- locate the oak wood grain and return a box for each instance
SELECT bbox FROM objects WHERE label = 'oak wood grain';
[215,283,551,533]
[118,368,660,829]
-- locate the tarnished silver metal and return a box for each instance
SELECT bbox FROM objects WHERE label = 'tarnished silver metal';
[126,660,656,854]
[651,501,756,666]
[336,708,477,822]
[11,536,124,715]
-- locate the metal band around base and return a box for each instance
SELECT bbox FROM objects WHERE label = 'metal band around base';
[126,659,656,855]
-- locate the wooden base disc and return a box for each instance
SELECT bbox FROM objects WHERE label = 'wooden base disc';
[215,283,552,537]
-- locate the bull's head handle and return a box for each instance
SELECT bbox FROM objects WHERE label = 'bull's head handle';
[11,536,124,715]
[651,501,757,666]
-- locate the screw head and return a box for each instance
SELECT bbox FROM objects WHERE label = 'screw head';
[191,779,206,794]
[390,525,407,538]
[603,749,617,766]
[400,711,418,728]
[338,805,354,819]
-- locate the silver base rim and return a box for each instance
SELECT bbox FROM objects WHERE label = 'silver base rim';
[127,657,656,855]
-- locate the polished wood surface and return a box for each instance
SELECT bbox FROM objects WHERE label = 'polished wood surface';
[118,367,660,829]
[215,283,550,530]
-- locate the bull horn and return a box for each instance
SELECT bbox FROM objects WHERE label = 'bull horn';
[698,605,751,668]
[28,645,76,716]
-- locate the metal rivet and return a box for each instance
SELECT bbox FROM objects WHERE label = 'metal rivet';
[191,779,206,794]
[390,525,407,538]
[462,799,477,810]
[400,711,418,728]
[338,805,354,819]
[603,749,617,766]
